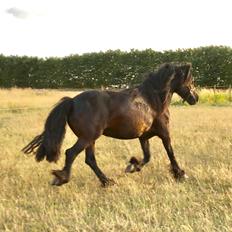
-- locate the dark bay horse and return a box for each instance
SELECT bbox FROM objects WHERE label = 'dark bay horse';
[22,63,198,187]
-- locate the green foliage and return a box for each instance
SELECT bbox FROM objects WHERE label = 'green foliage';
[0,46,232,88]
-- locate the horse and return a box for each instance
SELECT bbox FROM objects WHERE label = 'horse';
[22,63,199,187]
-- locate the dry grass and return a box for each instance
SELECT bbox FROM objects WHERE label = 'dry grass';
[0,88,78,110]
[0,89,232,231]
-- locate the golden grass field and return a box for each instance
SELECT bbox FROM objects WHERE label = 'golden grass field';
[0,88,232,232]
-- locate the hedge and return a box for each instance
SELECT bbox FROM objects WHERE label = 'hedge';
[0,46,232,88]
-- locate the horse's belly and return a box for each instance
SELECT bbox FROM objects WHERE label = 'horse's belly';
[103,116,153,139]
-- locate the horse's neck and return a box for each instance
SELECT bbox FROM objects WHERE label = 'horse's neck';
[138,83,173,113]
[160,90,173,106]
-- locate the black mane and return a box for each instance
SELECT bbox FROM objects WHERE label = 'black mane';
[143,63,175,91]
[137,63,176,112]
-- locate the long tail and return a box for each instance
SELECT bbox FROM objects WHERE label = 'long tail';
[22,97,73,162]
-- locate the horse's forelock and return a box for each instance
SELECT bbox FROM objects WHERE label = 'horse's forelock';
[174,63,192,84]
[182,63,192,82]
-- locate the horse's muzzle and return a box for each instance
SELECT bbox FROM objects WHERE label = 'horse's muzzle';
[186,92,199,105]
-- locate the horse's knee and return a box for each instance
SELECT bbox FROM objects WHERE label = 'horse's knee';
[65,139,90,157]
[65,148,72,156]
[85,155,95,166]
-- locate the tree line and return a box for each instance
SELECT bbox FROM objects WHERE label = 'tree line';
[0,46,232,88]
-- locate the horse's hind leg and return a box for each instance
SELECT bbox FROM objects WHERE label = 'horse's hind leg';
[85,144,115,187]
[125,138,151,173]
[52,138,89,186]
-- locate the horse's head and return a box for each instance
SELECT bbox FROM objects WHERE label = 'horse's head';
[172,63,199,105]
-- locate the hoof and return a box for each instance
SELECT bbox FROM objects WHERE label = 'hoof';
[51,170,69,186]
[172,168,188,181]
[125,157,142,173]
[125,164,141,173]
[51,177,63,186]
[125,164,134,173]
[101,178,115,188]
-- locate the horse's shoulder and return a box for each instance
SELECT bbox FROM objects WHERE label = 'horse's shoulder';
[156,109,170,124]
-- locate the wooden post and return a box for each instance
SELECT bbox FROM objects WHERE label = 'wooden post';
[213,85,216,104]
[229,85,232,102]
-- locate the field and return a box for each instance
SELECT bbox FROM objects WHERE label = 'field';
[0,88,232,232]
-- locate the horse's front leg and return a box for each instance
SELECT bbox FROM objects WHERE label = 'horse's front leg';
[159,133,187,180]
[125,138,151,173]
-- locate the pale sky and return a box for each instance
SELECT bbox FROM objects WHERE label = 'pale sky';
[0,0,231,57]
